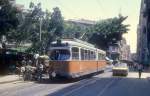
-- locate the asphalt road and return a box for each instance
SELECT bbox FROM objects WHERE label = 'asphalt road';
[0,72,150,96]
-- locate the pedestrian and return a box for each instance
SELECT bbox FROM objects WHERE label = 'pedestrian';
[20,59,26,80]
[34,53,39,66]
[138,64,143,78]
[36,61,44,81]
[24,61,32,81]
[133,63,137,71]
[21,65,26,80]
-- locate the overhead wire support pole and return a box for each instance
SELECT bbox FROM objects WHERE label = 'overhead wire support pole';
[39,17,43,55]
[40,18,42,42]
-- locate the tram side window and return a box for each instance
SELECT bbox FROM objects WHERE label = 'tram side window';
[81,49,87,60]
[88,50,90,60]
[98,53,105,60]
[98,53,102,60]
[81,49,96,60]
[90,51,96,60]
[102,54,106,60]
[84,50,89,60]
[81,49,84,60]
[50,49,70,60]
[72,47,79,60]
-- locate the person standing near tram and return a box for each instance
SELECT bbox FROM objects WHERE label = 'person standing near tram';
[36,61,44,81]
[24,60,33,80]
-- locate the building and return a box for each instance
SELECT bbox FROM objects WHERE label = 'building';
[9,0,16,5]
[67,19,96,26]
[65,19,96,39]
[107,38,131,61]
[131,53,137,62]
[67,19,96,32]
[137,0,150,65]
[120,38,131,61]
[107,42,121,61]
[9,0,24,11]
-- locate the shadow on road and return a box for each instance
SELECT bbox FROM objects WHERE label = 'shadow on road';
[34,71,104,84]
[34,73,96,84]
[46,76,150,96]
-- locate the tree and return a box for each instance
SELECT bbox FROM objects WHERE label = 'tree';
[48,7,64,38]
[0,0,19,48]
[44,7,64,52]
[23,2,45,53]
[7,9,27,46]
[88,15,129,50]
[63,22,82,38]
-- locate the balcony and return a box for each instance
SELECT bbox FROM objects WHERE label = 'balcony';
[144,0,150,10]
[108,46,121,54]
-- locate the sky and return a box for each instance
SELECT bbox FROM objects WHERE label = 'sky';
[16,0,141,53]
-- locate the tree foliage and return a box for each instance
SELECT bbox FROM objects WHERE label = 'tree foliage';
[0,0,19,45]
[0,1,129,54]
[48,7,64,38]
[24,2,46,53]
[88,15,129,50]
[63,21,93,41]
[26,6,64,54]
[63,22,83,38]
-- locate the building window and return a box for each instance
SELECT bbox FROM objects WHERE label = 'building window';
[143,27,146,34]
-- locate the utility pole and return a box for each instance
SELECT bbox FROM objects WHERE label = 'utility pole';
[39,18,42,55]
[40,18,42,42]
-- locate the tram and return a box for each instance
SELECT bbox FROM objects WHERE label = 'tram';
[48,38,107,78]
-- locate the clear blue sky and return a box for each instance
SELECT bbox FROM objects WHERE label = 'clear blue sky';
[16,0,141,53]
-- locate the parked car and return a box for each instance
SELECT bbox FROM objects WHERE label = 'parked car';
[112,63,128,76]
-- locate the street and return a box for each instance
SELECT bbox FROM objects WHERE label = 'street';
[0,0,149,96]
[0,71,150,96]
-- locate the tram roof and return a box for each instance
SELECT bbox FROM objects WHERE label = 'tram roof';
[51,38,106,54]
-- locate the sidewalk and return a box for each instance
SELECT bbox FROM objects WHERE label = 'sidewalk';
[0,75,20,84]
[144,67,150,72]
[127,72,150,79]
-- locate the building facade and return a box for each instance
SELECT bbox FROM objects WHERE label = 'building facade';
[120,38,131,61]
[107,38,131,61]
[107,42,121,61]
[66,19,96,39]
[137,0,150,65]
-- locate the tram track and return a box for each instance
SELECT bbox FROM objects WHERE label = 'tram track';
[62,79,100,96]
[48,77,100,96]
[9,77,97,96]
[50,77,123,96]
[0,72,112,96]
[0,76,96,96]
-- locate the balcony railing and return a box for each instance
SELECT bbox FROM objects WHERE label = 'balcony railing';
[108,47,120,53]
[144,0,150,10]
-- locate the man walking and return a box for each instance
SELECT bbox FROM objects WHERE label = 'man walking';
[138,64,143,78]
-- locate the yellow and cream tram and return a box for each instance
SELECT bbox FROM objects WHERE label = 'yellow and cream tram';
[48,38,107,78]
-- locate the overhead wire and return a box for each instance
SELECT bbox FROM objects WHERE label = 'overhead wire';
[95,0,108,18]
[52,0,79,19]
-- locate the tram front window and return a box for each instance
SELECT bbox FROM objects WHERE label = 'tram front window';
[50,49,70,60]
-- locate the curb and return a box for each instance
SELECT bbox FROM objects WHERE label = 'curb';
[147,77,150,80]
[0,79,20,84]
